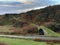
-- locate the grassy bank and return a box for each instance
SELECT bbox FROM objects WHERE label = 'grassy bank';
[40,26,60,37]
[0,37,60,45]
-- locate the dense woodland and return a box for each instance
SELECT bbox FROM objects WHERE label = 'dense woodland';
[0,5,60,34]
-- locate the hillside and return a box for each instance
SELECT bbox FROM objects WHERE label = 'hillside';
[0,5,60,34]
[0,5,60,24]
[20,5,60,23]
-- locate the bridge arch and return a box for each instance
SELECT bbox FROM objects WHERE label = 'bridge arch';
[38,28,48,35]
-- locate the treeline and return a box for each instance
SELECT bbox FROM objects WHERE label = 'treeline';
[26,5,60,23]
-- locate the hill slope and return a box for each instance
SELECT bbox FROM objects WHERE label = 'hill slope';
[0,5,60,34]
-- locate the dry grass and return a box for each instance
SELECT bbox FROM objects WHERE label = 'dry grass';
[0,43,7,45]
[0,26,14,33]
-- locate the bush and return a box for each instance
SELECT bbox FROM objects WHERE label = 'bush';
[47,24,60,32]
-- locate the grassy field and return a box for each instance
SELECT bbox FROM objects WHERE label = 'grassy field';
[0,37,60,45]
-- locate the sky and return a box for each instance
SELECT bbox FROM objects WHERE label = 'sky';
[0,0,60,14]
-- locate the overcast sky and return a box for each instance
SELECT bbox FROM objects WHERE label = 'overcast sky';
[0,0,60,14]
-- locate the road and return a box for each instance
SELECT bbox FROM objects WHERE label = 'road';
[0,34,60,43]
[0,35,60,40]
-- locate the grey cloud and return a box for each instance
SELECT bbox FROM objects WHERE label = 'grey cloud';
[0,0,57,14]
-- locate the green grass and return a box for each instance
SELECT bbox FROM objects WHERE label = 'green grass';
[0,37,60,45]
[0,37,47,45]
[40,26,60,37]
